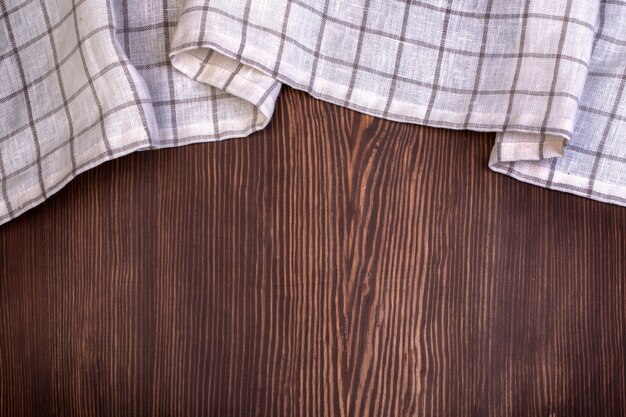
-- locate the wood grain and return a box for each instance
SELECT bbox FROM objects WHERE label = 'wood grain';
[1,87,625,417]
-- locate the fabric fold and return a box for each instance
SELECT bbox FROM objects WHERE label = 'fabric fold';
[491,0,626,204]
[169,46,280,123]
[0,0,278,225]
[168,0,626,208]
[3,0,626,227]
[170,0,595,139]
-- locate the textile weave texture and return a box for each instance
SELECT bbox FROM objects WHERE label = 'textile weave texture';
[1,0,625,225]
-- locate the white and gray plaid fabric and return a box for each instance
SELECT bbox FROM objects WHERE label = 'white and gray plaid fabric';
[0,0,280,224]
[2,0,625,225]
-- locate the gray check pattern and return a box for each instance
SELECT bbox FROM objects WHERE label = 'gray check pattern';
[2,0,625,225]
[172,0,626,206]
[0,0,280,225]
[492,0,626,204]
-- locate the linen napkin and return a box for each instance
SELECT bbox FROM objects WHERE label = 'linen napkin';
[171,0,626,205]
[2,0,625,226]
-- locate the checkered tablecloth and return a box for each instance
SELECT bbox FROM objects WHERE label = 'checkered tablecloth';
[2,0,625,225]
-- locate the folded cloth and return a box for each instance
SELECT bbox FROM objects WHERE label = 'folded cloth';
[171,0,626,205]
[0,0,624,226]
[0,0,280,225]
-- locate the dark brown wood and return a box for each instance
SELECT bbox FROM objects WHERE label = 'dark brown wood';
[1,87,625,416]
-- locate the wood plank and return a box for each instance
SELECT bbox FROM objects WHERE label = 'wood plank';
[1,87,625,416]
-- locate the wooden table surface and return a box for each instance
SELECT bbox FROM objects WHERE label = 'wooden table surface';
[1,87,625,416]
